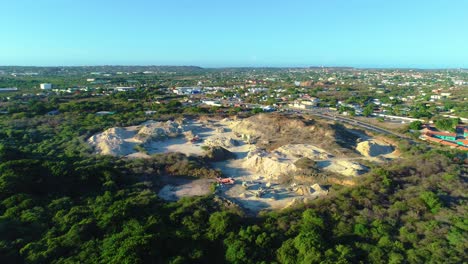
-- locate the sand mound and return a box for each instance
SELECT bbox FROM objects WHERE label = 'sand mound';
[88,120,186,156]
[294,186,314,196]
[215,127,226,133]
[204,136,239,148]
[320,160,368,177]
[240,144,366,179]
[204,146,236,162]
[87,127,136,156]
[229,114,307,139]
[284,198,304,209]
[244,148,297,179]
[135,120,184,143]
[275,144,333,160]
[356,140,394,157]
[183,130,195,139]
[311,184,328,195]
[294,184,328,196]
[228,114,355,154]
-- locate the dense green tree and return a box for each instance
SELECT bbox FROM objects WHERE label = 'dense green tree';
[435,118,459,132]
[409,120,423,130]
[363,104,374,117]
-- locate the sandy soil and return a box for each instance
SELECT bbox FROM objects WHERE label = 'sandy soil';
[88,119,212,157]
[88,116,399,213]
[356,139,395,157]
[157,176,214,201]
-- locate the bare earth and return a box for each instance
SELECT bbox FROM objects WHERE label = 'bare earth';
[88,116,399,213]
[157,176,214,201]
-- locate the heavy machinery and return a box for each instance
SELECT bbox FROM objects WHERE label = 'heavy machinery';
[216,177,235,185]
[190,135,200,143]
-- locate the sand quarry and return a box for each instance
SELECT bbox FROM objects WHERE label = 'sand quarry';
[88,115,398,213]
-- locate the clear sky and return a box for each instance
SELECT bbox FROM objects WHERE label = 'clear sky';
[1,0,467,68]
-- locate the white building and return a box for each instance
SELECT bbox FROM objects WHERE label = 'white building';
[114,87,136,92]
[0,87,18,92]
[145,110,157,115]
[289,98,319,110]
[173,87,201,95]
[96,111,115,115]
[262,105,276,112]
[40,83,52,90]
[202,100,222,107]
[248,87,268,93]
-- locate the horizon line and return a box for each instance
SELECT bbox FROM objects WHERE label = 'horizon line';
[0,64,467,70]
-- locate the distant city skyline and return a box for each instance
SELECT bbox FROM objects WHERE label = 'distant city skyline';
[1,65,467,70]
[1,0,467,68]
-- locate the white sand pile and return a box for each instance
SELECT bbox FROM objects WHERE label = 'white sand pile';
[320,160,368,177]
[87,127,137,156]
[293,184,328,196]
[243,148,297,179]
[220,118,235,125]
[215,127,226,133]
[183,130,195,139]
[88,120,186,157]
[204,135,239,148]
[239,144,368,179]
[356,140,394,157]
[244,154,297,179]
[135,120,184,143]
[311,183,328,195]
[284,198,304,209]
[294,185,313,196]
[240,144,335,179]
[275,144,333,160]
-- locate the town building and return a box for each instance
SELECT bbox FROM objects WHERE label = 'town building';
[96,111,115,115]
[40,83,52,90]
[173,87,201,95]
[0,87,18,92]
[289,98,319,110]
[202,100,222,107]
[114,87,136,92]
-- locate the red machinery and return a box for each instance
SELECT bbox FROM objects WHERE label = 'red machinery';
[216,177,235,185]
[190,135,200,143]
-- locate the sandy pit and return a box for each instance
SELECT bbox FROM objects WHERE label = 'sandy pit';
[157,176,214,201]
[88,115,398,213]
[356,140,395,158]
[88,119,211,157]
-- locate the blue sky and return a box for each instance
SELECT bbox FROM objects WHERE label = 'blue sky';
[1,0,467,68]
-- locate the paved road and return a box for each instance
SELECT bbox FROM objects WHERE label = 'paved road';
[311,112,403,136]
[288,108,412,140]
